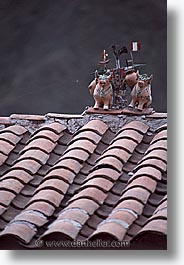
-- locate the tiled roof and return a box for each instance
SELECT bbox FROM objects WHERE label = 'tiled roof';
[0,116,167,250]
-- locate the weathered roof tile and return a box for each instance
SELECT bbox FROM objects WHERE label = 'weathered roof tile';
[0,116,167,249]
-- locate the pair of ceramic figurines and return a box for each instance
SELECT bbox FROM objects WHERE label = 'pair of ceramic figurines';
[88,69,153,111]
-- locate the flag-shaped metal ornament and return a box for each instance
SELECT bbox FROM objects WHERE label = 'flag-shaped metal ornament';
[130,41,141,51]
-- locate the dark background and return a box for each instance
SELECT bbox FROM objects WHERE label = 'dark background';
[0,0,167,116]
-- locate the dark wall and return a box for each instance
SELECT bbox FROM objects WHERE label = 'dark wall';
[0,0,167,115]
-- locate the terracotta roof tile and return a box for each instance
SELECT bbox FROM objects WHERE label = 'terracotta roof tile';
[1,169,33,183]
[26,201,55,217]
[150,130,167,144]
[35,178,69,195]
[61,149,89,163]
[28,130,62,143]
[17,149,50,165]
[135,158,167,173]
[0,125,27,136]
[68,187,107,205]
[21,138,56,154]
[108,209,137,226]
[65,198,99,215]
[135,219,167,236]
[67,139,97,154]
[120,187,151,204]
[86,214,103,229]
[155,124,167,133]
[80,177,113,193]
[57,208,89,225]
[113,129,143,144]
[12,159,42,175]
[14,210,48,227]
[0,153,7,166]
[127,176,157,193]
[94,156,123,172]
[119,121,149,135]
[70,131,102,145]
[108,138,138,153]
[145,140,167,154]
[53,159,82,174]
[131,166,162,181]
[141,149,167,164]
[42,219,81,241]
[33,122,66,135]
[90,221,127,241]
[0,141,15,156]
[0,116,167,249]
[77,119,108,135]
[0,221,37,244]
[99,148,131,164]
[0,178,24,195]
[101,129,115,144]
[45,168,75,184]
[28,189,64,208]
[86,168,120,182]
[0,132,22,146]
[115,199,143,215]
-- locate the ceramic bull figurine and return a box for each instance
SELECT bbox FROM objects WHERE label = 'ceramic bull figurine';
[129,73,153,111]
[88,71,113,110]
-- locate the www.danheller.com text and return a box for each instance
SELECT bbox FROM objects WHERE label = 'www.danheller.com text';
[34,239,130,248]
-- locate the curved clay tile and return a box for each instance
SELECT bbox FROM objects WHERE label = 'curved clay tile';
[155,123,167,133]
[99,148,130,164]
[65,198,99,215]
[0,140,15,156]
[28,130,62,144]
[20,138,57,154]
[94,156,123,173]
[112,129,143,144]
[89,220,127,241]
[35,178,69,195]
[26,201,55,217]
[68,187,107,206]
[126,176,157,193]
[53,158,82,174]
[66,139,97,154]
[79,177,113,193]
[45,168,75,184]
[31,122,66,135]
[17,149,50,166]
[70,131,101,145]
[0,153,7,166]
[41,219,82,241]
[60,149,89,163]
[118,120,149,135]
[0,125,27,136]
[131,166,162,181]
[150,130,167,145]
[0,132,22,146]
[145,139,167,154]
[86,167,120,182]
[120,187,151,205]
[115,199,143,216]
[12,159,42,175]
[14,210,48,227]
[77,119,109,136]
[0,221,37,244]
[1,169,33,184]
[135,158,167,173]
[27,189,64,208]
[141,149,167,164]
[57,208,89,225]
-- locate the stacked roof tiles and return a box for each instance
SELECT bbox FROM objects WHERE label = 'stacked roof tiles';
[0,118,167,249]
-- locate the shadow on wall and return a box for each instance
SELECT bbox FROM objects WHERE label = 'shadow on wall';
[0,0,167,115]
